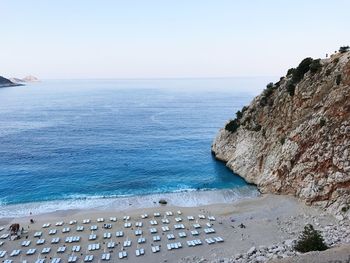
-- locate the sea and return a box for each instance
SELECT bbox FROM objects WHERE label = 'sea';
[0,78,271,218]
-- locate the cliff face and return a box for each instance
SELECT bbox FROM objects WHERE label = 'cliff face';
[0,76,23,87]
[212,51,350,217]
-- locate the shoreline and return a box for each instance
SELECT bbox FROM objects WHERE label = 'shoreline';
[1,194,348,262]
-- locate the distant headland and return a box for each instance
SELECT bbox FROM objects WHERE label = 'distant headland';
[0,75,40,88]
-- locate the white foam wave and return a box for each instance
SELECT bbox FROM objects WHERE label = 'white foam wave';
[0,186,259,218]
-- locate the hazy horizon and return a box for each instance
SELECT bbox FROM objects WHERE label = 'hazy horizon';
[1,0,349,79]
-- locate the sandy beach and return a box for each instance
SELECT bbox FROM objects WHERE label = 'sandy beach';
[0,194,345,263]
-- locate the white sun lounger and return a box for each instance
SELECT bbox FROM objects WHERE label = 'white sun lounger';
[162,218,170,224]
[41,247,51,254]
[208,216,216,221]
[35,259,45,263]
[21,240,31,247]
[165,211,173,216]
[205,238,215,244]
[0,250,7,257]
[116,231,124,237]
[135,229,142,236]
[34,232,42,237]
[135,221,143,227]
[124,222,131,228]
[214,236,224,242]
[88,243,100,251]
[72,245,80,252]
[82,219,90,224]
[0,241,3,247]
[26,248,36,255]
[101,253,111,261]
[123,240,131,247]
[84,255,93,262]
[69,220,77,225]
[76,226,84,231]
[153,235,161,241]
[104,232,112,239]
[42,223,50,228]
[49,229,57,235]
[151,245,160,253]
[204,228,215,234]
[51,237,60,244]
[167,234,175,240]
[187,216,195,221]
[0,234,9,239]
[36,239,45,245]
[135,248,145,256]
[149,228,157,234]
[123,216,130,221]
[68,256,77,263]
[62,227,70,233]
[0,227,3,232]
[141,214,148,219]
[198,214,206,219]
[89,234,97,240]
[175,217,182,222]
[178,232,187,238]
[162,226,170,232]
[10,249,20,257]
[193,223,201,229]
[154,212,161,217]
[149,220,158,225]
[97,218,104,222]
[51,258,61,263]
[191,230,199,236]
[177,210,182,215]
[4,260,13,263]
[90,225,98,231]
[118,251,127,259]
[206,222,212,227]
[57,247,66,253]
[107,242,115,248]
[109,217,117,222]
[174,224,185,229]
[138,237,146,243]
[55,222,64,226]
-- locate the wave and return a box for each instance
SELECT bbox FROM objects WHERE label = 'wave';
[0,186,259,218]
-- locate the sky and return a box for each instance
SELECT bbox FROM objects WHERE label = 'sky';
[0,0,349,79]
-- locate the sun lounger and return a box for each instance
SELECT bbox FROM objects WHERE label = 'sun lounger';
[193,223,201,229]
[97,218,104,222]
[109,217,117,222]
[49,229,57,235]
[167,234,175,240]
[198,214,206,219]
[206,222,212,227]
[177,210,182,215]
[55,222,64,226]
[205,238,215,244]
[36,239,45,245]
[10,249,20,257]
[138,237,146,243]
[118,251,127,259]
[51,258,61,263]
[191,230,199,236]
[174,224,185,229]
[0,234,9,239]
[72,245,80,252]
[135,248,145,256]
[116,231,124,237]
[76,226,84,231]
[214,236,224,242]
[104,232,112,239]
[153,235,161,241]
[151,245,160,253]
[187,216,195,221]
[162,218,170,224]
[167,242,182,250]
[166,211,173,216]
[107,242,115,248]
[69,220,77,225]
[35,259,45,263]
[0,250,6,257]
[135,229,142,236]
[175,217,182,222]
[51,237,60,244]
[101,253,111,261]
[41,247,51,254]
[103,224,112,229]
[68,255,77,263]
[178,232,187,238]
[82,219,90,224]
[135,221,143,227]
[84,255,93,262]
[34,232,42,237]
[123,240,131,247]
[62,227,70,233]
[154,212,161,217]
[141,214,148,219]
[90,225,98,230]
[88,234,97,240]
[26,248,36,255]
[149,220,158,225]
[57,247,66,253]
[87,243,100,251]
[21,240,31,247]
[204,228,215,234]
[0,241,3,247]
[4,260,13,263]
[42,223,50,228]
[208,216,216,221]
[124,222,131,228]
[162,226,170,232]
[123,216,130,221]
[149,228,157,234]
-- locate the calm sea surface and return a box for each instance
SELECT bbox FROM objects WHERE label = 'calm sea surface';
[0,78,270,217]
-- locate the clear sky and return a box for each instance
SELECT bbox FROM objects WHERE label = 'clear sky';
[0,0,349,79]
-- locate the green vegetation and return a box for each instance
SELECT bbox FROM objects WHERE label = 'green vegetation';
[339,46,349,53]
[341,206,349,213]
[336,74,342,85]
[309,59,322,73]
[294,224,328,253]
[225,119,240,133]
[280,137,285,145]
[319,118,326,127]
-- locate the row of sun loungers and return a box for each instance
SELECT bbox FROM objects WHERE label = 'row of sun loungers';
[167,242,182,250]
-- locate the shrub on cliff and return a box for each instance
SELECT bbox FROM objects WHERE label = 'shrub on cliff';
[336,74,342,85]
[339,46,349,53]
[294,224,328,253]
[309,59,322,73]
[225,119,240,133]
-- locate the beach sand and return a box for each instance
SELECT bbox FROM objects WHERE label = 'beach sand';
[0,194,338,262]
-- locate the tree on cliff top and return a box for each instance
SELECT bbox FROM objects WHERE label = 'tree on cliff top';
[294,224,328,253]
[339,46,349,53]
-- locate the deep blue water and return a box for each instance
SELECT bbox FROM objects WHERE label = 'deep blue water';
[0,78,268,213]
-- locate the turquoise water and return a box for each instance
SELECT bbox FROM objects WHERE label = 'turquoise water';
[0,78,268,216]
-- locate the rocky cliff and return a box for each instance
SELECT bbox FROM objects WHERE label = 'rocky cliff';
[212,50,350,217]
[0,76,23,87]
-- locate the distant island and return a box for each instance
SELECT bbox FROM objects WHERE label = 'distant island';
[10,75,40,83]
[0,76,24,88]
